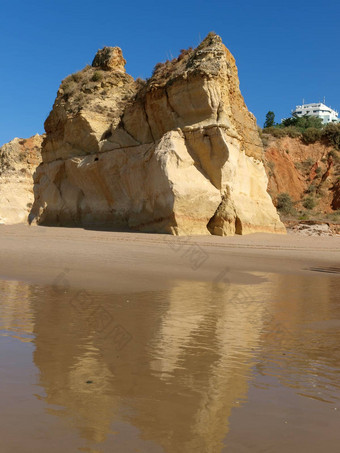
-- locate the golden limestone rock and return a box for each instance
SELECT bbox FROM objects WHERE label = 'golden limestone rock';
[92,46,127,72]
[29,33,285,235]
[0,135,43,224]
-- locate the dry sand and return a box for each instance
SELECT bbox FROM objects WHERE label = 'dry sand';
[0,224,339,292]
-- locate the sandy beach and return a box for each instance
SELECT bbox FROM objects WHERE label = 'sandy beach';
[0,224,339,292]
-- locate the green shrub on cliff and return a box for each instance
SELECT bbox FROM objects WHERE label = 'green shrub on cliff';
[303,196,316,210]
[321,123,340,150]
[262,125,301,139]
[262,113,340,149]
[302,127,322,144]
[276,193,294,215]
[281,114,324,131]
[284,126,302,138]
[91,71,103,82]
[263,127,287,138]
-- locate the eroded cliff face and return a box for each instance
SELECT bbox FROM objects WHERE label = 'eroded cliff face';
[264,135,339,214]
[0,135,42,224]
[30,33,285,235]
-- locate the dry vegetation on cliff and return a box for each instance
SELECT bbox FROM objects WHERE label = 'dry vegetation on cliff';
[262,131,340,224]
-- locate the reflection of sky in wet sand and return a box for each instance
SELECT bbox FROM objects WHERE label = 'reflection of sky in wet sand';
[0,273,339,452]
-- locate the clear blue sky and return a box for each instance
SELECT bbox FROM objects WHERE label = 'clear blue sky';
[0,0,339,146]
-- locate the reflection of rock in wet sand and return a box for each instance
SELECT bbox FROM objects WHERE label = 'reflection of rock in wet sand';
[10,273,334,452]
[148,281,268,452]
[0,279,34,342]
[27,279,269,452]
[29,287,119,445]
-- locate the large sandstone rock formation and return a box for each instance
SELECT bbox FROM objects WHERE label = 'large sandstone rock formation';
[0,135,42,224]
[29,33,285,235]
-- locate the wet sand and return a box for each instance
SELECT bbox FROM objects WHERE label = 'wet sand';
[1,271,340,452]
[0,224,339,292]
[1,225,340,452]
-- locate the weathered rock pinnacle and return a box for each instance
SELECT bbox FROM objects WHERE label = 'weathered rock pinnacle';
[92,46,126,72]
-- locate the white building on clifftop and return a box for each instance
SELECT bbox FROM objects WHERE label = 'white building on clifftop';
[292,102,339,124]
